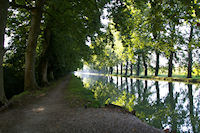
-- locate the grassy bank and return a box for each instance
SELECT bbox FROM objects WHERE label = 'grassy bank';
[65,75,100,108]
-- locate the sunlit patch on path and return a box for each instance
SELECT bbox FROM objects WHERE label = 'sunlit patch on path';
[32,106,45,113]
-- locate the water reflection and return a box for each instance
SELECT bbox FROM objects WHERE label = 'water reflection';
[75,72,200,133]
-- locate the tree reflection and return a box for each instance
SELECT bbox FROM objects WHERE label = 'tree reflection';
[116,76,118,88]
[154,81,162,128]
[188,84,200,133]
[136,80,142,100]
[168,82,177,132]
[155,81,160,104]
[142,80,148,102]
[125,77,129,92]
[120,76,123,90]
[90,78,135,111]
[110,76,113,84]
[80,75,199,132]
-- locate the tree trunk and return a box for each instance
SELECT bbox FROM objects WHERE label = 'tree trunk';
[155,50,160,76]
[39,28,51,86]
[24,8,43,90]
[39,59,48,86]
[49,70,54,81]
[125,60,128,76]
[187,24,193,78]
[120,62,123,75]
[142,53,148,76]
[136,55,140,76]
[0,0,9,104]
[168,52,173,77]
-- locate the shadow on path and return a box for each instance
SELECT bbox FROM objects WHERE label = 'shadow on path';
[0,75,163,133]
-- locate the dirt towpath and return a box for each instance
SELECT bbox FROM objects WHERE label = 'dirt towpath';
[0,75,164,133]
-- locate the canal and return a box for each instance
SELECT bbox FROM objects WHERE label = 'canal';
[75,72,200,133]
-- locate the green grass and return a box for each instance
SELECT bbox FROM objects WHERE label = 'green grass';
[65,75,100,108]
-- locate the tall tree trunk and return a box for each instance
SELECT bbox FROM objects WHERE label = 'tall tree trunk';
[187,24,193,78]
[40,60,48,86]
[155,50,160,76]
[125,60,128,76]
[142,53,148,76]
[39,28,51,86]
[0,0,9,104]
[168,23,175,78]
[168,52,173,77]
[120,62,123,75]
[136,55,140,76]
[24,7,43,90]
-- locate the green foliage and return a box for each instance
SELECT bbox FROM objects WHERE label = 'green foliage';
[44,0,109,77]
[3,0,110,98]
[85,0,200,78]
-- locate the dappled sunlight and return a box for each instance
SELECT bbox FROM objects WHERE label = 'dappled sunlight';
[32,106,45,113]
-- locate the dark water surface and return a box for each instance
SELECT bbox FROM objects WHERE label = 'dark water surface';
[75,72,200,133]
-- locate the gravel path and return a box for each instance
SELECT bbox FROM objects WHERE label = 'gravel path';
[0,76,164,133]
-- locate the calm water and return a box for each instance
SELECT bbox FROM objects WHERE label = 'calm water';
[75,72,200,133]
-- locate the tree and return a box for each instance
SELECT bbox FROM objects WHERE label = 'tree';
[0,0,9,104]
[148,0,164,76]
[180,0,199,78]
[7,0,46,90]
[187,24,194,78]
[38,26,51,86]
[24,0,45,90]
